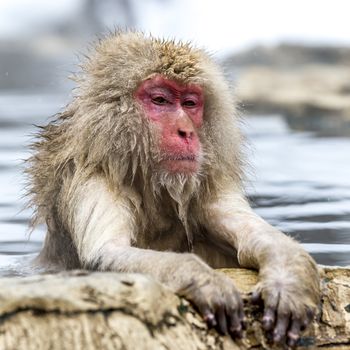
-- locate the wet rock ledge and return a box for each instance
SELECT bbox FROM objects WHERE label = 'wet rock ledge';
[0,267,349,349]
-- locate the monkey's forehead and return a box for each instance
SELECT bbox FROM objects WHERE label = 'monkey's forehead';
[84,32,212,96]
[153,40,206,83]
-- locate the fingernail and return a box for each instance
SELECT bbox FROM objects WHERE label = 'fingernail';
[230,325,242,333]
[204,313,217,328]
[230,326,243,339]
[251,291,260,303]
[273,333,282,343]
[288,338,297,348]
[262,317,273,330]
[288,332,299,341]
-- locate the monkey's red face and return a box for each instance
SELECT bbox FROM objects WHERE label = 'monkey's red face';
[135,76,204,174]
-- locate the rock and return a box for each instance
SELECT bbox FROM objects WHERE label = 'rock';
[234,65,350,135]
[224,44,350,135]
[0,271,226,350]
[224,44,350,68]
[0,267,349,349]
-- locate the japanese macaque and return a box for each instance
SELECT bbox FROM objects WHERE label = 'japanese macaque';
[27,32,320,346]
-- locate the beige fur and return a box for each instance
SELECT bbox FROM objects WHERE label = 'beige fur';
[27,32,243,265]
[26,31,319,341]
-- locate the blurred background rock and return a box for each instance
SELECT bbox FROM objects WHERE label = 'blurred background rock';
[0,0,349,271]
[227,45,350,136]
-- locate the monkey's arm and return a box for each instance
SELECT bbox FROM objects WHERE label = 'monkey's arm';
[66,177,244,336]
[202,190,320,346]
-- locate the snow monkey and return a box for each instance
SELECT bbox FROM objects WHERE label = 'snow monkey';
[27,32,320,346]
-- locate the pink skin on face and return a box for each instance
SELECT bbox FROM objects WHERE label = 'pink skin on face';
[135,75,204,174]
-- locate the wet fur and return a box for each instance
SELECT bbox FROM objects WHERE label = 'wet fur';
[27,32,243,268]
[26,32,319,341]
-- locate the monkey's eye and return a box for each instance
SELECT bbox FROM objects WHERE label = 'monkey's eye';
[151,96,168,105]
[182,100,197,108]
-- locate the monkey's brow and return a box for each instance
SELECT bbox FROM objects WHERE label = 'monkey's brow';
[159,90,201,102]
[149,87,172,94]
[147,88,181,99]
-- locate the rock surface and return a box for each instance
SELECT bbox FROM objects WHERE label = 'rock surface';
[0,267,350,349]
[235,65,350,135]
[224,44,350,135]
[225,44,350,68]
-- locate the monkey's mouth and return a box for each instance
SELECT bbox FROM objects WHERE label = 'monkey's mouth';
[164,155,196,161]
[161,155,199,173]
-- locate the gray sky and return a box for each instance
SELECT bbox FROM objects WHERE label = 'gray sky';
[0,0,349,54]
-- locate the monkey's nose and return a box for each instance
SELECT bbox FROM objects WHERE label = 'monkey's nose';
[178,129,193,140]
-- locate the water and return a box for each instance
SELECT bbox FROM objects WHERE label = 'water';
[244,116,350,266]
[0,93,68,276]
[0,93,349,276]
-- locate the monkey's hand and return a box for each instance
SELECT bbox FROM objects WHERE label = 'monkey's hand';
[252,253,320,347]
[178,269,244,338]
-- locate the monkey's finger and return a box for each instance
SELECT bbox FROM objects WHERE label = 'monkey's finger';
[301,307,315,331]
[238,298,244,321]
[273,312,290,344]
[215,306,228,335]
[262,291,279,331]
[232,295,244,320]
[231,297,245,336]
[195,299,217,328]
[306,307,315,323]
[262,307,276,331]
[228,309,243,338]
[202,308,217,328]
[287,318,302,348]
[251,290,262,304]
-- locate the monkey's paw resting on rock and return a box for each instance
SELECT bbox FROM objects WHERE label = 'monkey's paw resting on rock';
[251,261,320,347]
[178,269,245,338]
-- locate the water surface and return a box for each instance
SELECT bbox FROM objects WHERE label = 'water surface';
[0,93,349,276]
[244,116,350,266]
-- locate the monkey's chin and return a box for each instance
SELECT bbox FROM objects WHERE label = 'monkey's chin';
[161,159,199,174]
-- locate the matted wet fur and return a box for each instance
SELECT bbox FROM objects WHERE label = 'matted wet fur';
[27,32,243,266]
[26,31,319,346]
